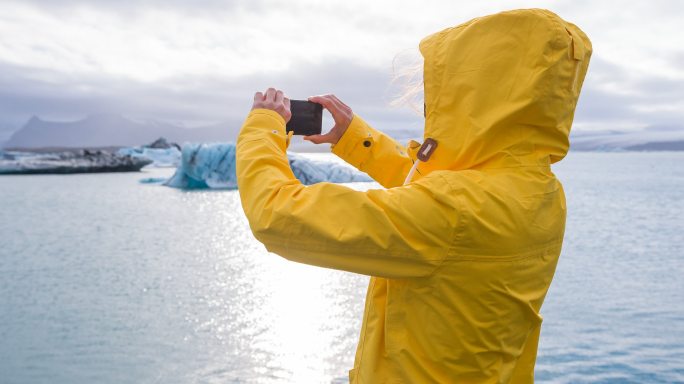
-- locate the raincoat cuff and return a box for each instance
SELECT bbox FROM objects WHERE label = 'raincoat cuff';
[331,114,374,167]
[249,108,286,128]
[242,108,290,150]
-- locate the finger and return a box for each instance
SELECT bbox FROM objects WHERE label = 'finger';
[283,97,290,109]
[307,95,330,106]
[327,96,346,115]
[323,97,349,124]
[308,95,339,113]
[329,94,350,110]
[265,88,277,102]
[274,90,284,104]
[306,130,338,144]
[303,134,329,144]
[318,94,346,113]
[308,95,335,105]
[254,92,264,102]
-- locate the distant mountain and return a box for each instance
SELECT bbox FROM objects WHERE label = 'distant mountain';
[3,114,242,148]
[570,125,684,151]
[9,113,681,152]
[0,130,13,144]
[3,113,423,151]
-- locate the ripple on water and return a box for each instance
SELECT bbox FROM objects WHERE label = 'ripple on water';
[1,154,683,383]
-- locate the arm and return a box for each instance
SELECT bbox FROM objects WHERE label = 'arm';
[305,95,417,189]
[236,97,457,278]
[331,114,417,189]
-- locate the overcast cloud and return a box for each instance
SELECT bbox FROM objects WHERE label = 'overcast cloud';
[0,0,682,136]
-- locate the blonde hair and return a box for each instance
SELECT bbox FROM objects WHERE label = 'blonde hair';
[389,48,424,115]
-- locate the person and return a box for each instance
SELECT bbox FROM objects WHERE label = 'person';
[236,8,591,384]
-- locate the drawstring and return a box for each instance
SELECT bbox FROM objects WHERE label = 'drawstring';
[403,138,438,186]
[403,160,420,186]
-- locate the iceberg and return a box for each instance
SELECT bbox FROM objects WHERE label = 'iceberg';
[138,177,169,184]
[287,153,372,184]
[117,146,181,168]
[164,143,237,189]
[570,126,684,151]
[117,137,182,167]
[163,143,371,189]
[0,149,152,175]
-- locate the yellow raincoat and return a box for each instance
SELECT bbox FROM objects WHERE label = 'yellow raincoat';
[237,8,591,384]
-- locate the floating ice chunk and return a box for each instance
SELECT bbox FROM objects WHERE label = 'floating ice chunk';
[164,143,237,189]
[117,147,181,168]
[138,177,168,184]
[288,153,372,184]
[0,149,151,174]
[162,143,371,190]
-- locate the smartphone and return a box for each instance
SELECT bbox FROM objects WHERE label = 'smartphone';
[287,100,323,136]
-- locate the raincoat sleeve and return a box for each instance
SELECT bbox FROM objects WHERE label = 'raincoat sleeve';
[331,114,415,189]
[236,109,456,279]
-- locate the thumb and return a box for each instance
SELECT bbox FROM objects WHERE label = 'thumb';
[303,134,332,144]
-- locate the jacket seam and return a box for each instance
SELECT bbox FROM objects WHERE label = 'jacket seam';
[424,172,465,277]
[429,172,564,268]
[262,233,443,262]
[354,277,377,383]
[446,239,564,262]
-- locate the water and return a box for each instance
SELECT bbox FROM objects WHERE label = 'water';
[538,152,684,383]
[0,152,682,383]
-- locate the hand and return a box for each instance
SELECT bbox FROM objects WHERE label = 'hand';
[304,94,353,145]
[252,88,292,123]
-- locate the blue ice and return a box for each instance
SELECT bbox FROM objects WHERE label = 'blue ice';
[163,143,371,190]
[117,147,181,168]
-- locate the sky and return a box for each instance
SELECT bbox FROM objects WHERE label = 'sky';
[0,0,683,138]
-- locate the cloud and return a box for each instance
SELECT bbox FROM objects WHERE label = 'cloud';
[0,58,424,133]
[0,0,683,135]
[573,57,684,130]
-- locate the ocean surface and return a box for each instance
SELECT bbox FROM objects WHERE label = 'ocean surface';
[0,152,682,384]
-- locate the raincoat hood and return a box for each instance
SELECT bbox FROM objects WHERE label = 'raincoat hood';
[417,8,591,172]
